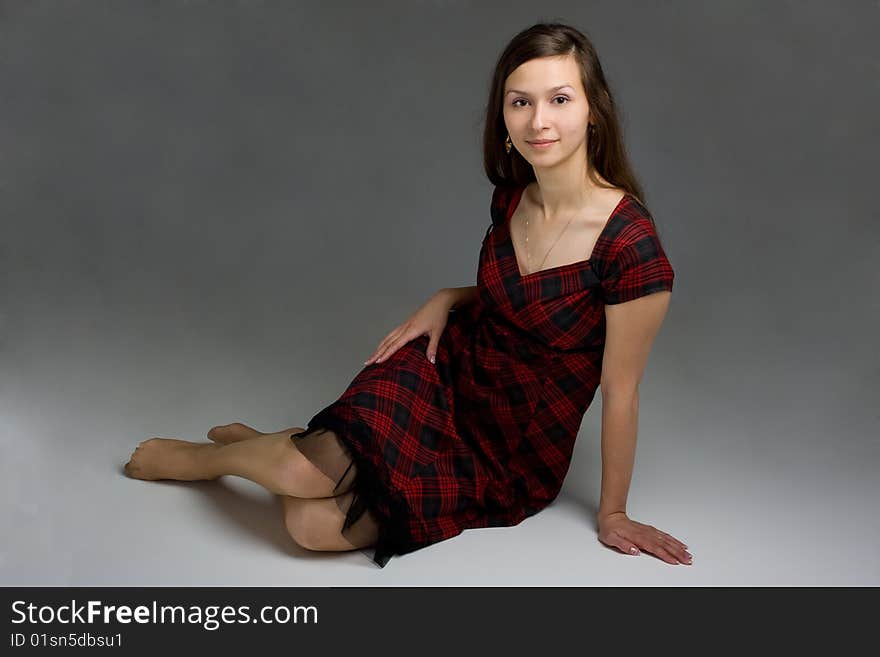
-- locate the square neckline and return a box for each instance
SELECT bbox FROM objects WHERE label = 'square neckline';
[503,184,630,281]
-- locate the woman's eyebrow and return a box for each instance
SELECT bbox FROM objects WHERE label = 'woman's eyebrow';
[505,84,574,95]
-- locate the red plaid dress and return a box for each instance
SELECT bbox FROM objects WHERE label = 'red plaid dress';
[295,184,675,567]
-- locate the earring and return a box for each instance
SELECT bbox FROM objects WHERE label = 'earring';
[505,135,512,154]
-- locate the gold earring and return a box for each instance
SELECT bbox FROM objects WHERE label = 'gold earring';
[505,135,512,154]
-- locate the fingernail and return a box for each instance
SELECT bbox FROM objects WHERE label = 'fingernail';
[429,355,435,363]
[630,547,638,555]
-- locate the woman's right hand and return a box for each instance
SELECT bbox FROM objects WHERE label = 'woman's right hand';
[364,289,455,366]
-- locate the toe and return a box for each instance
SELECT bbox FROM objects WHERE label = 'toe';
[230,422,259,434]
[207,425,230,441]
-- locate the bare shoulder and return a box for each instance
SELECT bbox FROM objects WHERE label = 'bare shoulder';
[600,185,628,206]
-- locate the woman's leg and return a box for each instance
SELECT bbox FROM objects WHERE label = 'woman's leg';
[280,429,381,552]
[124,424,379,553]
[282,490,381,552]
[124,429,351,498]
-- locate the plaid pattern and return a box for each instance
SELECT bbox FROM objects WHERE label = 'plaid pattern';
[302,184,674,567]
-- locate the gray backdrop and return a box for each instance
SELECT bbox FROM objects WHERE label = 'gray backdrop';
[2,0,877,585]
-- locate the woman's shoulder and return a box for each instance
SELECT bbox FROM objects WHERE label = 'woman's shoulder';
[589,191,672,281]
[608,192,661,249]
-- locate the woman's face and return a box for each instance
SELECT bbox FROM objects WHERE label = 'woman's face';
[502,54,591,167]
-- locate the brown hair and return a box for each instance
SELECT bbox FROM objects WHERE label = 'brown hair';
[482,22,646,206]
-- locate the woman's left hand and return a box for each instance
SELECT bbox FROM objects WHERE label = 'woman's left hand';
[597,512,692,565]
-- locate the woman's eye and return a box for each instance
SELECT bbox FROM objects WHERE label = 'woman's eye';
[512,96,570,107]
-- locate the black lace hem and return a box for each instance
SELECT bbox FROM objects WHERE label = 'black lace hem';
[291,406,419,568]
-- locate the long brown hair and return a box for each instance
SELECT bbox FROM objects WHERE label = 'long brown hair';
[482,22,646,206]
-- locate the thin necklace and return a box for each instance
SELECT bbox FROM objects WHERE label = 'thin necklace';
[523,192,588,275]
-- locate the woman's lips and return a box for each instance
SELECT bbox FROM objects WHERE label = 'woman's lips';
[528,140,557,149]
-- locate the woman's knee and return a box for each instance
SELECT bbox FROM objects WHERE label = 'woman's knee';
[283,496,345,552]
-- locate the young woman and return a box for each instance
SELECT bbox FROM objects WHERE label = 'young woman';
[124,22,692,569]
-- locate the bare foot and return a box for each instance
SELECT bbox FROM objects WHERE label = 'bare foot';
[207,422,264,444]
[124,438,220,481]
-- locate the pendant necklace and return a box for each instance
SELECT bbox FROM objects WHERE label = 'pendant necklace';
[523,196,584,275]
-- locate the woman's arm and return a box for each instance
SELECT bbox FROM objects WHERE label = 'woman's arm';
[440,285,478,311]
[597,389,639,520]
[597,290,670,520]
[596,291,691,565]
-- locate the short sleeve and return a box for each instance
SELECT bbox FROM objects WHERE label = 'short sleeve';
[601,223,675,304]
